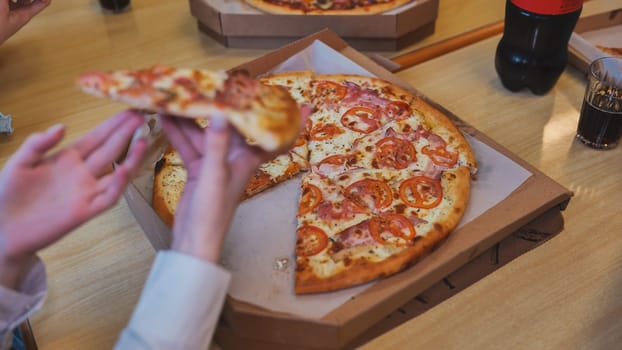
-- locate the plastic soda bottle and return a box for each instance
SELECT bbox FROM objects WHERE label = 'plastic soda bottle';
[495,0,583,95]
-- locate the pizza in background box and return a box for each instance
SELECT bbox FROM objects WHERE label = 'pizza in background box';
[244,0,414,15]
[148,70,477,294]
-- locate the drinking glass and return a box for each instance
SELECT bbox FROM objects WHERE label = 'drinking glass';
[576,57,622,150]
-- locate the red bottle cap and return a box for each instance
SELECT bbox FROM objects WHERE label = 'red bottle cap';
[511,0,582,15]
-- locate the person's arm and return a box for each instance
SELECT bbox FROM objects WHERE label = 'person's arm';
[0,0,50,45]
[0,111,148,346]
[115,251,230,350]
[115,113,302,349]
[0,258,46,350]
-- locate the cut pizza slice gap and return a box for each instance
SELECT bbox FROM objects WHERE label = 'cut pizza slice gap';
[77,65,301,152]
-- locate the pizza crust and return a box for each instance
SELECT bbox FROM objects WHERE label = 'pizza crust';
[152,161,187,228]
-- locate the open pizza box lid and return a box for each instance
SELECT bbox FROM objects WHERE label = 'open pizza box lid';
[568,7,622,74]
[188,0,438,51]
[123,29,573,349]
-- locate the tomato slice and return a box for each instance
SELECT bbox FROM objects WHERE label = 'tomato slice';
[310,123,344,141]
[296,225,329,257]
[314,81,347,103]
[345,179,392,211]
[368,214,417,245]
[298,183,323,216]
[341,107,380,134]
[422,145,458,167]
[386,100,411,121]
[375,137,416,170]
[399,176,443,209]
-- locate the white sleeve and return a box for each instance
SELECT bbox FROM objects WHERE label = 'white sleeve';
[0,258,47,350]
[115,251,231,350]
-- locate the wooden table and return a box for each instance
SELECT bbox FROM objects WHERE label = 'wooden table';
[0,0,618,349]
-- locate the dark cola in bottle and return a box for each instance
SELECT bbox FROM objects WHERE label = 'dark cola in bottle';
[495,0,583,95]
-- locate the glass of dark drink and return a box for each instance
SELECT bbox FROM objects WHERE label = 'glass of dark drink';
[576,57,622,150]
[99,0,131,13]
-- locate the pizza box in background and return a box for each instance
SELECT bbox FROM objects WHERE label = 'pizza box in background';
[123,29,572,349]
[187,0,438,51]
[568,7,622,73]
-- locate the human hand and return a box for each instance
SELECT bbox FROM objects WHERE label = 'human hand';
[0,0,50,45]
[160,110,306,263]
[0,110,148,288]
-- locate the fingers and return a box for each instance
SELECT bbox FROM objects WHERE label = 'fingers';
[86,135,147,216]
[120,136,148,177]
[202,114,230,171]
[160,115,202,164]
[299,104,313,127]
[88,166,130,215]
[11,124,65,166]
[82,112,146,176]
[73,110,142,159]
[7,0,50,27]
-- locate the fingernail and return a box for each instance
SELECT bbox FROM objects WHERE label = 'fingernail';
[209,114,228,131]
[47,124,64,134]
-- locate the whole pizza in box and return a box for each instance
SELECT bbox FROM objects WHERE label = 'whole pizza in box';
[77,67,477,294]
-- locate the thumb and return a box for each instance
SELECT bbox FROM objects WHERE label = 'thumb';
[12,124,65,166]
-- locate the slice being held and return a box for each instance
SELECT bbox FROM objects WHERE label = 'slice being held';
[77,64,301,151]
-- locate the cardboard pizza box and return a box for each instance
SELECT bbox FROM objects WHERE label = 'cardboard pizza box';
[123,29,573,349]
[188,0,438,51]
[212,207,564,349]
[568,7,622,73]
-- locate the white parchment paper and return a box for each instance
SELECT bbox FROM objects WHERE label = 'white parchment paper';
[220,41,533,319]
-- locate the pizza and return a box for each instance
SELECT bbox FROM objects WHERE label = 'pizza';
[153,71,477,294]
[244,0,413,15]
[77,65,301,152]
[596,45,622,58]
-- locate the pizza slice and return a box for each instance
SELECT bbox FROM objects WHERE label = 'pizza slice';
[295,166,471,294]
[306,75,415,166]
[77,65,301,152]
[347,118,476,175]
[243,133,309,199]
